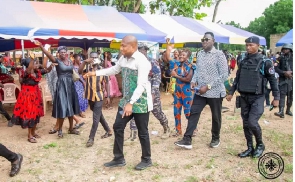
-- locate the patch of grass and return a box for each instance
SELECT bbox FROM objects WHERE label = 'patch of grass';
[153,162,159,167]
[27,168,43,175]
[185,176,199,182]
[35,159,41,163]
[196,159,203,165]
[152,174,162,181]
[93,168,99,174]
[285,179,293,182]
[226,116,238,120]
[163,164,169,169]
[205,174,213,181]
[226,145,238,156]
[285,164,293,173]
[206,158,215,169]
[184,164,192,169]
[126,165,135,175]
[152,140,159,145]
[266,131,293,157]
[43,142,57,149]
[244,178,252,182]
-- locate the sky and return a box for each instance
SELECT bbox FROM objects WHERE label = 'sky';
[143,0,279,27]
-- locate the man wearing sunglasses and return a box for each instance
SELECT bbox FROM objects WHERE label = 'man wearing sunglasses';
[175,32,228,149]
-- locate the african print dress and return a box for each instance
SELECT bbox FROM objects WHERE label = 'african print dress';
[73,66,88,112]
[11,69,45,128]
[173,61,195,134]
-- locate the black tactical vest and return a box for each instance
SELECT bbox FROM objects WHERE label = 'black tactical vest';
[238,58,264,94]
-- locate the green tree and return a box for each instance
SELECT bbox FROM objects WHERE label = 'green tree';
[149,0,213,20]
[225,21,243,29]
[245,0,293,47]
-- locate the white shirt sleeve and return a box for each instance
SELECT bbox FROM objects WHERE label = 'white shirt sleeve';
[130,57,151,103]
[95,60,121,76]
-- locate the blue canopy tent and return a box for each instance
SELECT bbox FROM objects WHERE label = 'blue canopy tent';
[276,29,293,46]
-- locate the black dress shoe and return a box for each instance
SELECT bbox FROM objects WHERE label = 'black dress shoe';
[104,160,126,168]
[286,110,293,116]
[238,146,254,158]
[252,143,265,158]
[135,161,152,170]
[10,154,23,177]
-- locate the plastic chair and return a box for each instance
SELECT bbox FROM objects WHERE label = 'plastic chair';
[39,81,52,115]
[1,83,20,104]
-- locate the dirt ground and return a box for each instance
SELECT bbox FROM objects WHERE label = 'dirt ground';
[0,74,293,182]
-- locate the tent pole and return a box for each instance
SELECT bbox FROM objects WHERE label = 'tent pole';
[21,39,25,59]
[217,42,220,50]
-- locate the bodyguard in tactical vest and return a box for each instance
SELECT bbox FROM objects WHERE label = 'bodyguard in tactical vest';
[226,36,279,158]
[274,43,293,118]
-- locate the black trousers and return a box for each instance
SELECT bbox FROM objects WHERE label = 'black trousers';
[113,107,151,162]
[279,84,293,108]
[0,102,11,121]
[0,143,17,163]
[240,94,264,144]
[88,100,110,140]
[184,95,223,141]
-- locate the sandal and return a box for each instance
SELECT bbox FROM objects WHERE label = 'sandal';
[58,130,63,138]
[49,129,57,134]
[73,122,85,129]
[28,137,37,143]
[68,129,80,135]
[33,134,41,138]
[101,132,112,139]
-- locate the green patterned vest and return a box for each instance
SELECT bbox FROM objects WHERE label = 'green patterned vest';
[119,67,148,113]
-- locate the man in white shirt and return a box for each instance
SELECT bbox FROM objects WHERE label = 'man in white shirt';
[85,35,153,170]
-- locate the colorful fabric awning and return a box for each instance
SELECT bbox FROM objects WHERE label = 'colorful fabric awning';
[276,29,293,46]
[0,0,165,42]
[121,13,266,45]
[0,0,266,48]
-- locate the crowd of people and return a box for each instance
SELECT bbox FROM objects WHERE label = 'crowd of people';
[0,32,292,177]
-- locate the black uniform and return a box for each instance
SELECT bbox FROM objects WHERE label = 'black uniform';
[229,52,280,158]
[274,53,293,116]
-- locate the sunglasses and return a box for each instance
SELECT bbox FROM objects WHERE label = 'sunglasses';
[201,38,212,42]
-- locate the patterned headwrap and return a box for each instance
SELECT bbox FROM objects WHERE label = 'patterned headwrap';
[57,46,67,53]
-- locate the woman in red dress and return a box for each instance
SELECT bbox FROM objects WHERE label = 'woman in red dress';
[11,56,53,143]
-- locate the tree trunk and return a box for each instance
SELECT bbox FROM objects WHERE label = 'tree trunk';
[168,5,175,16]
[212,0,222,22]
[108,0,113,6]
[132,0,142,13]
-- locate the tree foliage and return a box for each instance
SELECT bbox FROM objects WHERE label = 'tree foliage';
[225,21,243,29]
[149,0,213,20]
[245,0,293,47]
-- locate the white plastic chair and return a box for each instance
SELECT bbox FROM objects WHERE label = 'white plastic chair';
[1,83,20,104]
[39,81,52,115]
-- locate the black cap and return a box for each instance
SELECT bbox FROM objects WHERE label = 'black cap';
[245,36,260,44]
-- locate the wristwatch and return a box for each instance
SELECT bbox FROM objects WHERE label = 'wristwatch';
[207,84,211,90]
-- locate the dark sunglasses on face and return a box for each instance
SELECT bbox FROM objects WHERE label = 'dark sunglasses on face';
[201,38,211,42]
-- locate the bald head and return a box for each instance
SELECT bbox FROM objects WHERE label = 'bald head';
[120,35,138,58]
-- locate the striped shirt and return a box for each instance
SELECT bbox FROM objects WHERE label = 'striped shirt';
[191,47,228,98]
[85,65,108,102]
